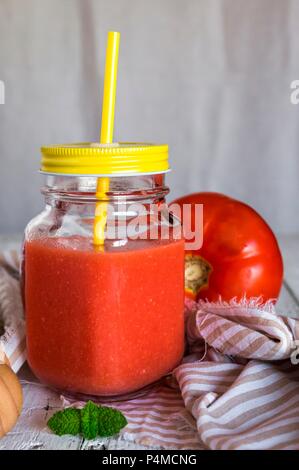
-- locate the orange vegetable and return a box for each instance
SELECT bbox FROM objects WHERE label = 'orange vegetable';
[0,362,23,438]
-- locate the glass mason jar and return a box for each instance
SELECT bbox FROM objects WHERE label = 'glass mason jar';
[22,143,185,399]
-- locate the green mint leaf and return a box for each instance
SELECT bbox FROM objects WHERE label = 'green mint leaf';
[97,405,128,437]
[80,401,99,440]
[47,408,81,436]
[47,401,127,440]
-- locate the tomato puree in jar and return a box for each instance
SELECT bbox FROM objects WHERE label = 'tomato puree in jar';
[24,235,185,396]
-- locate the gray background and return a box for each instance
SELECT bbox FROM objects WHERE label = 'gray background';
[0,0,299,235]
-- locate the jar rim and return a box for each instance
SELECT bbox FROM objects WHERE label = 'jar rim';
[39,169,171,177]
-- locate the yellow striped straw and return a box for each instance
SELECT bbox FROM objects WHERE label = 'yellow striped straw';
[94,31,120,246]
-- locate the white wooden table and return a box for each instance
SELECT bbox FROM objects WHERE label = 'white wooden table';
[0,234,298,450]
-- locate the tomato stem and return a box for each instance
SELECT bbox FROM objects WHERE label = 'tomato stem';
[185,254,212,297]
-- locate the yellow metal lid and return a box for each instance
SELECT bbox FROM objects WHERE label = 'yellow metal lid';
[40,142,170,176]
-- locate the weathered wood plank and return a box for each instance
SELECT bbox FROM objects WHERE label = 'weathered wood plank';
[276,283,299,318]
[279,235,299,303]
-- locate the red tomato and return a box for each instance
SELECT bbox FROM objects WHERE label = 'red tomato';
[170,192,283,303]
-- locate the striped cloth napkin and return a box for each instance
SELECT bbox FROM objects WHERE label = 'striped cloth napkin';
[1,251,299,449]
[0,251,26,371]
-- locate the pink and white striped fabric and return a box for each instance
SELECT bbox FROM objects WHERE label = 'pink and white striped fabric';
[0,251,26,372]
[65,299,299,450]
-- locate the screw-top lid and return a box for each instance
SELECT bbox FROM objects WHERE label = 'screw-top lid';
[40,142,169,176]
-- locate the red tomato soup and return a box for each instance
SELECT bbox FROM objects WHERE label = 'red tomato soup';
[24,236,185,396]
